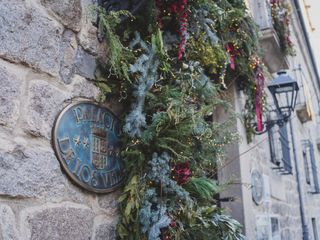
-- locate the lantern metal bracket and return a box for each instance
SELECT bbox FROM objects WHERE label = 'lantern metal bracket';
[252,109,291,135]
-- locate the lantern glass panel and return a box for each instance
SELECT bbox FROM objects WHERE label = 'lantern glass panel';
[274,90,292,117]
[269,80,298,119]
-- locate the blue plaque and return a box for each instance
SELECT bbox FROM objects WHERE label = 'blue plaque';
[52,101,124,193]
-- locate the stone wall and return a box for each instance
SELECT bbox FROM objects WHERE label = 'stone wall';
[0,0,119,239]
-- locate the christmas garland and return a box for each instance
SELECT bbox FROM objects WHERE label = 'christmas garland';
[94,0,267,239]
[270,0,296,56]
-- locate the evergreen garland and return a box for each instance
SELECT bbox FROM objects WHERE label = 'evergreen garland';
[94,0,267,239]
[96,8,134,81]
[270,0,296,56]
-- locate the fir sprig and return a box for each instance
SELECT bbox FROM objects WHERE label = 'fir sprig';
[96,8,134,80]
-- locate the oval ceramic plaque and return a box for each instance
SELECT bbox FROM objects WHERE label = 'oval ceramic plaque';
[251,169,264,205]
[52,101,124,193]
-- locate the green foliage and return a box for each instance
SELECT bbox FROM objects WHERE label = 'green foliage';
[173,207,245,240]
[92,0,267,239]
[118,175,146,240]
[188,36,227,76]
[96,8,134,80]
[184,177,221,200]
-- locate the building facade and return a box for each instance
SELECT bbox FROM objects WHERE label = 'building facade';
[220,0,320,239]
[1,0,320,240]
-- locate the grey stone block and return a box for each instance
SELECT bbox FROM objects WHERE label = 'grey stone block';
[77,23,100,56]
[22,203,94,240]
[24,80,69,138]
[41,0,82,32]
[64,181,94,204]
[0,205,19,240]
[59,30,78,84]
[0,65,22,127]
[70,75,100,99]
[94,222,116,240]
[0,147,66,198]
[75,48,96,80]
[97,191,120,214]
[0,1,63,75]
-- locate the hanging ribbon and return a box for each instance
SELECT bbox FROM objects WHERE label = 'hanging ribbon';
[177,10,188,59]
[169,0,188,60]
[175,0,188,60]
[225,42,239,70]
[254,64,265,132]
[156,0,188,60]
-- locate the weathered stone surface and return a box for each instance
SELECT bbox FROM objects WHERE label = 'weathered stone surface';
[77,0,100,56]
[0,147,66,198]
[41,0,82,32]
[93,221,116,240]
[22,203,95,240]
[0,65,22,127]
[24,80,69,138]
[77,23,99,56]
[0,205,19,240]
[75,48,96,80]
[59,30,78,84]
[97,191,120,214]
[0,1,63,75]
[64,181,94,205]
[92,217,117,240]
[70,75,100,99]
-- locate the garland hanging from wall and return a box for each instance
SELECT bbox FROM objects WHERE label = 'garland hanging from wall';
[270,0,296,56]
[94,0,267,239]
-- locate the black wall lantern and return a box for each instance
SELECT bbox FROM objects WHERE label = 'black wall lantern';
[254,71,299,134]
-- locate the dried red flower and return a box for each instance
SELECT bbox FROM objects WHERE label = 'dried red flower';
[172,161,191,185]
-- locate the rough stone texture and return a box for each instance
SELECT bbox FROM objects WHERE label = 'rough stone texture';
[59,30,78,84]
[63,181,94,204]
[0,205,19,240]
[0,147,66,198]
[41,0,82,32]
[97,191,120,214]
[75,47,96,80]
[93,220,117,240]
[0,0,63,75]
[21,203,95,240]
[24,80,69,138]
[91,216,117,240]
[77,23,100,56]
[70,75,100,99]
[0,65,22,127]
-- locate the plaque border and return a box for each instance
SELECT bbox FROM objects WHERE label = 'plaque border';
[52,100,124,194]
